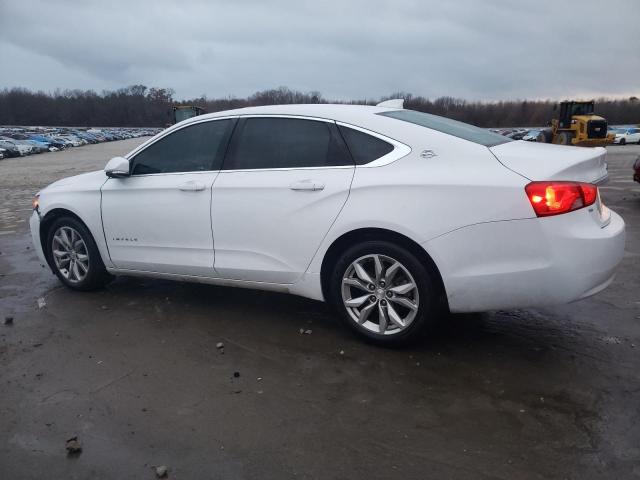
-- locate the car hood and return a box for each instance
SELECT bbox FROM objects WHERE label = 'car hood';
[490,140,608,184]
[42,170,107,193]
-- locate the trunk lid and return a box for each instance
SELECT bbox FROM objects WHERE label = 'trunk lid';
[490,140,608,184]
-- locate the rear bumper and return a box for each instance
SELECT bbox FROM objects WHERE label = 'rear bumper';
[424,208,625,313]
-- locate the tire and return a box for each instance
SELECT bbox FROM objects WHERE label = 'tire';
[536,129,552,143]
[328,240,441,346]
[554,131,574,145]
[46,216,111,291]
[620,138,626,145]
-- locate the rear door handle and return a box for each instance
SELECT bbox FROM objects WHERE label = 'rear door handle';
[289,179,325,191]
[178,181,206,191]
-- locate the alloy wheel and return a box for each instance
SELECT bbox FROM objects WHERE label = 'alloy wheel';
[52,226,90,283]
[341,254,419,335]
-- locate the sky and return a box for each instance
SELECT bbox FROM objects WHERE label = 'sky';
[0,0,638,101]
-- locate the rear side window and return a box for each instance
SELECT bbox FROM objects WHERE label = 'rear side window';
[131,119,233,175]
[226,117,351,170]
[338,125,394,165]
[378,110,511,147]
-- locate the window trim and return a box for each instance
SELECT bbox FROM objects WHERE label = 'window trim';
[125,116,238,177]
[335,121,411,168]
[221,114,355,173]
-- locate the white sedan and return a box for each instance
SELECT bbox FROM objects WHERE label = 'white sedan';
[613,127,640,145]
[29,102,625,345]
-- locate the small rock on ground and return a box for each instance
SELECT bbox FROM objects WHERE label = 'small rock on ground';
[154,465,168,478]
[65,436,82,455]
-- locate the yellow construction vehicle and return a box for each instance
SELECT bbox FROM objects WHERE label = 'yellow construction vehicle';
[171,105,205,125]
[537,101,615,147]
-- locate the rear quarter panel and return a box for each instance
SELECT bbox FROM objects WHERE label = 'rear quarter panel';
[306,130,533,276]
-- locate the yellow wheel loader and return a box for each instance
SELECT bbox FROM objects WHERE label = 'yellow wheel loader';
[537,101,615,147]
[171,105,205,125]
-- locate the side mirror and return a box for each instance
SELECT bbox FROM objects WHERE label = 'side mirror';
[105,156,130,178]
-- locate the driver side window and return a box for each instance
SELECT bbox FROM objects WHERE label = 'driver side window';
[131,119,234,175]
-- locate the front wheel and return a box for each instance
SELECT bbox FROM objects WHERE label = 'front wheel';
[619,138,626,145]
[554,131,574,145]
[329,241,441,346]
[46,217,111,291]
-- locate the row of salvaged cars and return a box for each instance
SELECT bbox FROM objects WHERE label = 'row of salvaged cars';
[491,126,640,144]
[0,127,162,159]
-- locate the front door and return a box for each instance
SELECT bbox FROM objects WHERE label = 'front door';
[211,116,355,283]
[101,118,235,276]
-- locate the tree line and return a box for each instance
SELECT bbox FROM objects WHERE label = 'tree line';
[0,85,638,128]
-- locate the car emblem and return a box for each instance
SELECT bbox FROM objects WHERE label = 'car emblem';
[420,150,437,159]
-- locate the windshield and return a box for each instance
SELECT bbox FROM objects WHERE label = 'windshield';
[377,110,512,147]
[569,103,594,116]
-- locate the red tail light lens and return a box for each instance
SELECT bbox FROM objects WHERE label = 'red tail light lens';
[525,182,598,217]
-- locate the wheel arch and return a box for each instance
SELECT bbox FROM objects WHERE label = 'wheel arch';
[319,227,448,310]
[39,208,91,270]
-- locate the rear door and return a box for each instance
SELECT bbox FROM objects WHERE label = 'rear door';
[101,118,235,276]
[211,116,354,283]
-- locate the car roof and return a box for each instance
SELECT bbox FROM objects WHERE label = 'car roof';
[165,103,501,151]
[174,103,444,144]
[185,103,397,127]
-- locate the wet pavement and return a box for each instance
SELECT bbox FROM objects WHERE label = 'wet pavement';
[1,140,639,479]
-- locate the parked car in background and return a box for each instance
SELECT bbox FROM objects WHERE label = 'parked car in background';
[0,137,32,155]
[73,131,98,144]
[613,127,640,145]
[23,140,50,153]
[0,148,5,159]
[29,103,624,346]
[0,127,163,157]
[48,136,75,148]
[0,140,23,157]
[522,129,540,141]
[29,134,67,150]
[506,129,528,140]
[58,135,85,147]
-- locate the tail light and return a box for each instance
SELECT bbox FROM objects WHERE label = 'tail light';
[525,181,598,217]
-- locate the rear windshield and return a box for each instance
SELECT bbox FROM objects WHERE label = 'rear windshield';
[378,110,511,147]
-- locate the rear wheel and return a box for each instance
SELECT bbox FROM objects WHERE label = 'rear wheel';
[329,241,441,346]
[46,216,111,291]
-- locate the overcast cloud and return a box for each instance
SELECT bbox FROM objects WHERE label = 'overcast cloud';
[0,0,638,101]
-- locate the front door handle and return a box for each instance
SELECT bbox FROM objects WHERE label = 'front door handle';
[178,181,206,191]
[289,179,325,191]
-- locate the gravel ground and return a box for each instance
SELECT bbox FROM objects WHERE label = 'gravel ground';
[0,140,639,479]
